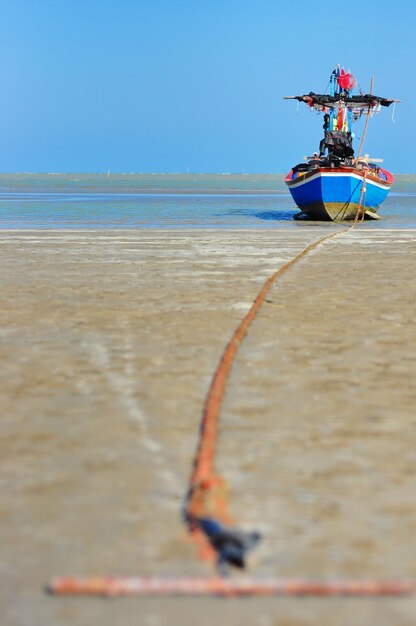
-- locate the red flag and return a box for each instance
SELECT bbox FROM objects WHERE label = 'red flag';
[337,68,356,91]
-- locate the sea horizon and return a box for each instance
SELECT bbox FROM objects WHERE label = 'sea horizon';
[1,171,416,176]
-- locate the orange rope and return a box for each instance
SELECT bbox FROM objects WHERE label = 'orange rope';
[184,229,344,560]
[48,221,412,598]
[48,576,414,597]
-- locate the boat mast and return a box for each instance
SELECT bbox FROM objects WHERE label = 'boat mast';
[330,66,354,135]
[284,70,399,161]
[329,67,337,131]
[347,73,353,133]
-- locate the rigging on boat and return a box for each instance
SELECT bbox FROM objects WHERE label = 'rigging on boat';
[284,66,399,221]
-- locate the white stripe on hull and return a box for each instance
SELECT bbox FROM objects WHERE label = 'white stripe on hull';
[287,170,391,191]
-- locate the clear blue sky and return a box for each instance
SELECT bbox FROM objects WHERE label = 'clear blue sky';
[0,0,412,172]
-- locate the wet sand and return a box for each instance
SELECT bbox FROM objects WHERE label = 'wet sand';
[0,228,415,625]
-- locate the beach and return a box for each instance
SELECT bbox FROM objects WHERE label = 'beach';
[2,0,414,622]
[1,228,415,625]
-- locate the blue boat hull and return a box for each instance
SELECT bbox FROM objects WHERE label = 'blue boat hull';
[285,167,393,221]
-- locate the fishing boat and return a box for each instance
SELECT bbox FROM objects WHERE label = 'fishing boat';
[284,67,399,221]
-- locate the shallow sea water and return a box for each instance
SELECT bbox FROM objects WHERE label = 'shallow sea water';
[0,173,415,229]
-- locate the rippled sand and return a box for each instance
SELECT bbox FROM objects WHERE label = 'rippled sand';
[1,229,415,625]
